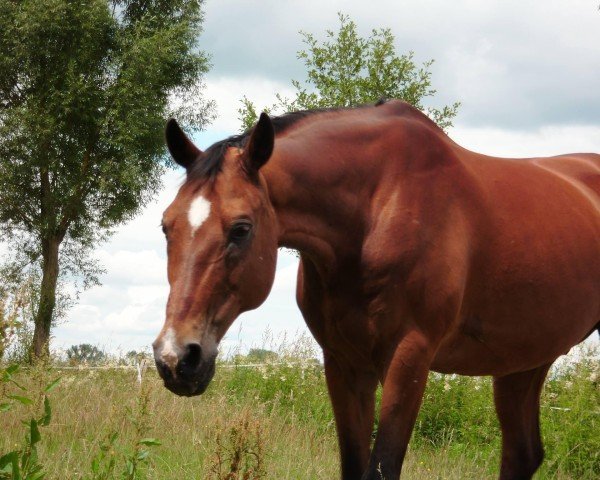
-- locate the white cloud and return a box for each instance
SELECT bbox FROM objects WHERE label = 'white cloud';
[95,249,167,286]
[202,0,600,128]
[451,124,600,157]
[53,282,168,354]
[204,76,296,133]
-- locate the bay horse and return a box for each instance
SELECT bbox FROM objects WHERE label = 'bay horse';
[153,100,600,480]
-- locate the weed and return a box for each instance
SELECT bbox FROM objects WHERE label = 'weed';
[88,431,119,480]
[0,364,59,479]
[209,411,266,480]
[86,377,161,480]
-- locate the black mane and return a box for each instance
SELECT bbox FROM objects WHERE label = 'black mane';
[187,101,388,181]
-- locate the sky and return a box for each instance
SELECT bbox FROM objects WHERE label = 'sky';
[49,0,600,356]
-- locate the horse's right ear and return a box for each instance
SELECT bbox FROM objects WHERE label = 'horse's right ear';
[245,112,274,174]
[165,119,202,170]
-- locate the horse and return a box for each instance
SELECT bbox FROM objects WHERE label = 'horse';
[152,99,600,480]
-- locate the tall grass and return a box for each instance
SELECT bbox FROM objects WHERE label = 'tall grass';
[1,342,598,479]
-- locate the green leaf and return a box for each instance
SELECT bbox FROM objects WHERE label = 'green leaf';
[0,402,12,412]
[29,467,46,480]
[0,451,19,469]
[136,449,149,461]
[24,463,45,480]
[29,419,41,445]
[20,448,28,472]
[0,451,20,480]
[8,378,26,391]
[7,395,33,406]
[43,377,61,393]
[124,459,134,477]
[38,396,51,426]
[138,438,161,446]
[238,13,458,132]
[1,365,20,384]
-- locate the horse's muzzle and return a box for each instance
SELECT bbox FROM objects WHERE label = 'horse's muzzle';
[154,343,216,396]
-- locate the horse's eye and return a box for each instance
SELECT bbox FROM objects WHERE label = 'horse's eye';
[161,224,168,236]
[228,222,252,245]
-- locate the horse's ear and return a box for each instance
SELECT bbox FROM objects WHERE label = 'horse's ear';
[165,119,202,169]
[245,112,274,173]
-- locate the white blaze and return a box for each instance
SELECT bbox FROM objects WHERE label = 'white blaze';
[188,195,211,236]
[160,327,180,369]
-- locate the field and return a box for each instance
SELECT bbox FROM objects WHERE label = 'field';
[1,344,598,479]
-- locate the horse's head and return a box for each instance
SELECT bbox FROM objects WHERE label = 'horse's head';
[153,114,278,396]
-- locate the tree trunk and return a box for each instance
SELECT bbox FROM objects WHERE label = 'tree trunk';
[31,236,60,360]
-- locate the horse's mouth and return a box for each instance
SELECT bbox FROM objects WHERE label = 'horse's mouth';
[160,359,216,397]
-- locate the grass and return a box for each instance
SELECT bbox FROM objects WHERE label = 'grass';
[0,343,598,479]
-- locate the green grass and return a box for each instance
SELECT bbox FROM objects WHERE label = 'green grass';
[1,346,598,479]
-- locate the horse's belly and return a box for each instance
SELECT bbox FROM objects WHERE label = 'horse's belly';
[431,270,599,376]
[430,327,576,376]
[431,334,515,376]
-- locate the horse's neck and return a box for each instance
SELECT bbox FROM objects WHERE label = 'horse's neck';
[262,117,464,275]
[263,137,376,272]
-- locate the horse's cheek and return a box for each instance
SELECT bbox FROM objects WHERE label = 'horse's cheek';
[240,249,277,311]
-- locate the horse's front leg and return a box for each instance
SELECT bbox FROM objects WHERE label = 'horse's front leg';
[362,330,435,480]
[324,352,378,480]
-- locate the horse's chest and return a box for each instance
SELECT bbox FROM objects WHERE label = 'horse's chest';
[301,285,376,361]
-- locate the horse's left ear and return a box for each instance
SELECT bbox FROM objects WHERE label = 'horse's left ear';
[245,112,274,173]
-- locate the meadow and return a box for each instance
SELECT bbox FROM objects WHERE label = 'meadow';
[1,342,598,479]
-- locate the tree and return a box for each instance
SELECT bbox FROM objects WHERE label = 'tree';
[239,13,459,131]
[66,343,105,365]
[0,0,214,359]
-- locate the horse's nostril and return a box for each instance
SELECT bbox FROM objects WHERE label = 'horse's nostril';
[155,359,173,380]
[178,343,203,376]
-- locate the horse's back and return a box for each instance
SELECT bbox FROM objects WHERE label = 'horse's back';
[531,153,600,208]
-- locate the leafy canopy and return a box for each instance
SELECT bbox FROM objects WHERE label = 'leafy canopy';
[239,13,459,131]
[0,0,213,247]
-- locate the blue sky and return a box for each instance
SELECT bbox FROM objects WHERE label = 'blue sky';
[52,0,600,355]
